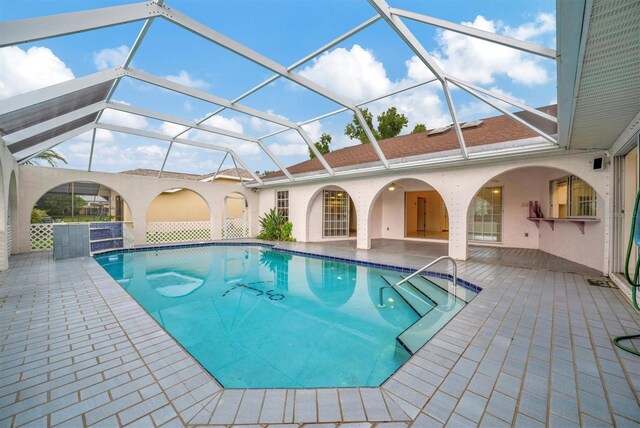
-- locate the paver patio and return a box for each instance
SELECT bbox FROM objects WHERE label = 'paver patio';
[0,241,638,427]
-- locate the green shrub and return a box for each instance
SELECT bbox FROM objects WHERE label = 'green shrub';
[31,208,48,224]
[257,208,296,241]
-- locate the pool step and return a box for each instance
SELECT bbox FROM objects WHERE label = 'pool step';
[393,275,467,355]
[404,274,476,303]
[380,275,436,317]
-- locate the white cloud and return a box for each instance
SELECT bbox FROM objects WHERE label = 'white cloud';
[0,46,74,99]
[93,45,129,70]
[165,70,210,89]
[426,14,553,86]
[189,114,261,156]
[299,45,392,102]
[101,100,149,129]
[134,145,165,158]
[504,12,555,42]
[269,143,309,156]
[200,114,244,133]
[248,114,288,136]
[159,121,189,137]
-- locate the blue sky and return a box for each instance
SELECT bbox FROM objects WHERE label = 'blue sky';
[0,0,557,175]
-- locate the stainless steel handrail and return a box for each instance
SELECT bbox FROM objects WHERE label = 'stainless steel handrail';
[378,256,458,307]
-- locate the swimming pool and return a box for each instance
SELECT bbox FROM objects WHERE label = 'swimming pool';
[94,244,477,388]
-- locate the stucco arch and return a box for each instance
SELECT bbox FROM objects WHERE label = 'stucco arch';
[23,176,135,227]
[146,187,211,222]
[30,180,133,223]
[463,163,606,209]
[462,164,607,271]
[305,184,359,242]
[365,177,451,242]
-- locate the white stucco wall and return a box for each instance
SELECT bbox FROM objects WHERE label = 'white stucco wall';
[17,166,258,253]
[5,149,611,273]
[0,137,20,271]
[258,151,609,272]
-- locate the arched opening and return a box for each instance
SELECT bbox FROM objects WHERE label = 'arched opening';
[223,192,249,239]
[306,186,357,241]
[369,178,448,243]
[30,181,133,252]
[465,166,605,271]
[7,172,17,255]
[146,188,212,243]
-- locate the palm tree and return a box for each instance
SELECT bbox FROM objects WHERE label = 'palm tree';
[24,150,68,167]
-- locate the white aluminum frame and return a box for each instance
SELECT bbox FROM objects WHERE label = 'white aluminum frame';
[0,0,563,185]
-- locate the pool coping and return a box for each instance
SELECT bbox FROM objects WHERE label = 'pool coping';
[88,239,486,423]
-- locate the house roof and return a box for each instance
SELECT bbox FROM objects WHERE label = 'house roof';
[262,105,557,180]
[121,167,252,182]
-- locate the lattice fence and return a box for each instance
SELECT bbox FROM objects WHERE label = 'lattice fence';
[223,218,249,239]
[123,222,134,248]
[30,223,54,251]
[146,221,211,243]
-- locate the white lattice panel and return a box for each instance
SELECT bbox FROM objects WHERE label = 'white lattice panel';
[30,223,54,251]
[146,221,211,243]
[123,222,134,248]
[6,223,12,255]
[223,218,248,239]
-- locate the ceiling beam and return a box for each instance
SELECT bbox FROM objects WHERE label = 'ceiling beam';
[16,124,95,163]
[3,101,105,145]
[104,101,294,180]
[124,68,296,129]
[0,68,120,116]
[368,0,467,158]
[157,3,389,168]
[556,0,591,149]
[449,80,558,144]
[123,68,331,177]
[446,76,558,123]
[96,122,263,184]
[390,7,557,59]
[205,15,381,120]
[0,2,152,48]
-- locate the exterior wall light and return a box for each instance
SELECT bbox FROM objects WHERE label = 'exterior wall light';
[388,183,396,191]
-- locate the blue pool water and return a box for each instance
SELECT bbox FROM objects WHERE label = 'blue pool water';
[95,245,472,388]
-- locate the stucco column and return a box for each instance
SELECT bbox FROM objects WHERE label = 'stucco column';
[0,229,7,271]
[356,196,371,250]
[132,210,147,246]
[445,191,469,261]
[211,210,222,240]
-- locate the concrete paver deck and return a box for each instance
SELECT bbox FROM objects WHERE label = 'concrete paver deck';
[0,241,637,427]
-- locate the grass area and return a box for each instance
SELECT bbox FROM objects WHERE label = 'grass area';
[52,216,115,223]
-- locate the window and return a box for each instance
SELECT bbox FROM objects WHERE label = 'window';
[276,190,289,221]
[323,190,350,237]
[468,187,502,242]
[550,175,596,218]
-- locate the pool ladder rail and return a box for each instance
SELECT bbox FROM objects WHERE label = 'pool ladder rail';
[378,256,458,308]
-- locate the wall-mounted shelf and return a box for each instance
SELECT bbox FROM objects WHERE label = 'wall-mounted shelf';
[527,217,600,234]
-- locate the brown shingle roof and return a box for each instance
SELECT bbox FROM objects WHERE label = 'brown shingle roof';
[263,105,557,179]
